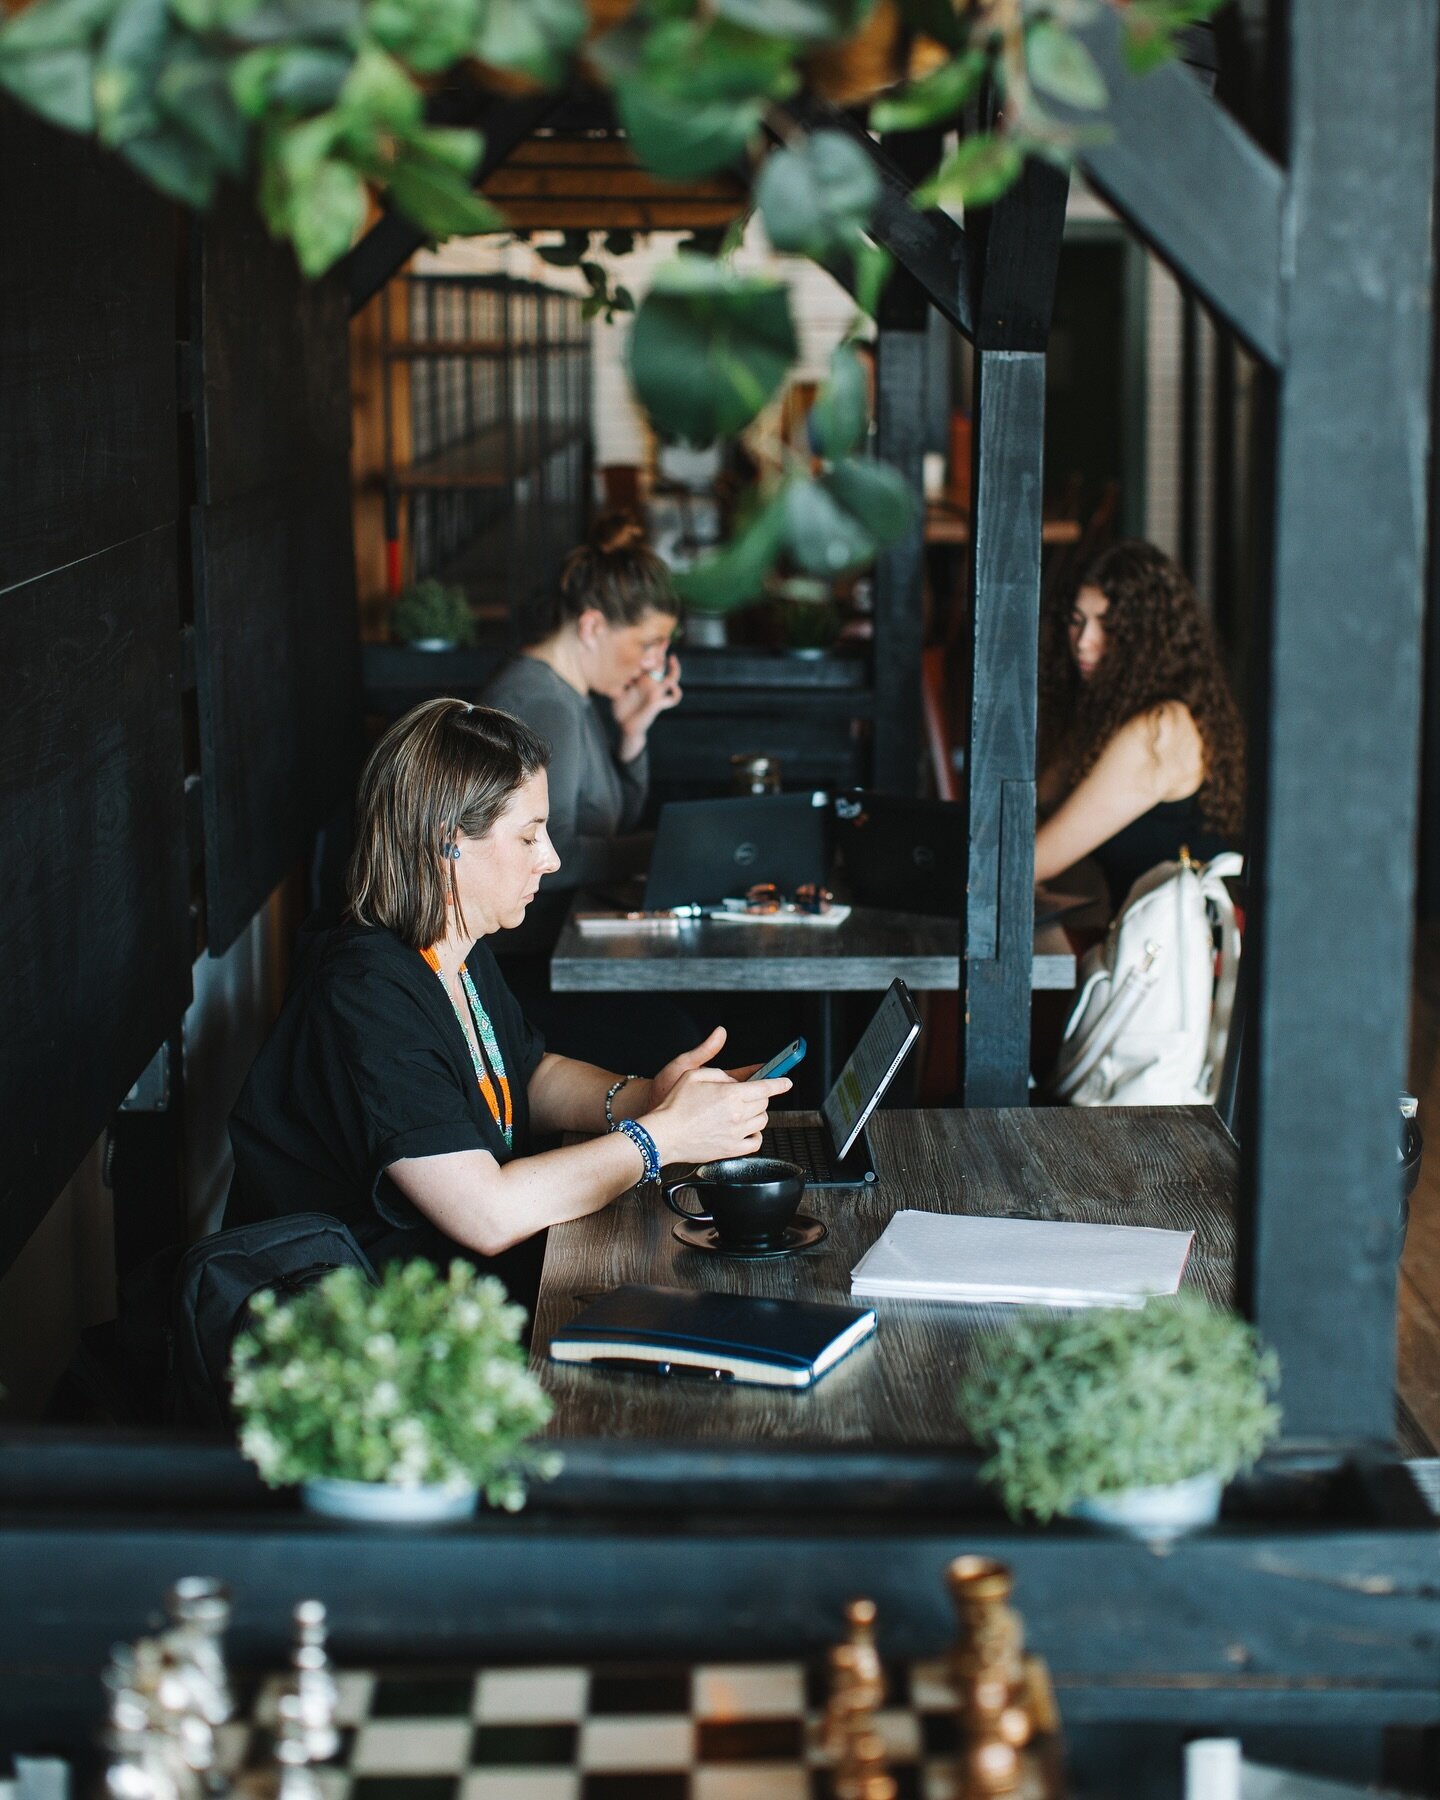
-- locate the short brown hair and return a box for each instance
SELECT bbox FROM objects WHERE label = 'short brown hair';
[347,699,549,948]
[526,511,677,642]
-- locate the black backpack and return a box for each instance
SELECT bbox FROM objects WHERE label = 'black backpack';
[169,1212,377,1428]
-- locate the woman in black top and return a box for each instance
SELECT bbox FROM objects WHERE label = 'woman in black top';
[1034,540,1244,908]
[227,700,789,1267]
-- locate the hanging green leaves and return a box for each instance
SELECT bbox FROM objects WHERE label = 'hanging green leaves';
[712,0,873,46]
[599,13,797,182]
[808,340,869,462]
[1121,0,1226,76]
[673,485,791,613]
[755,128,878,261]
[1025,19,1107,109]
[912,132,1023,210]
[868,48,986,134]
[628,256,797,446]
[472,0,583,88]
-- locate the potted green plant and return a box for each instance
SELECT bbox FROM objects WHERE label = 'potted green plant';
[957,1296,1281,1539]
[391,580,476,652]
[229,1261,560,1523]
[768,576,844,657]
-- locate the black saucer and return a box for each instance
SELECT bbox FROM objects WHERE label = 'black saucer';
[671,1215,828,1259]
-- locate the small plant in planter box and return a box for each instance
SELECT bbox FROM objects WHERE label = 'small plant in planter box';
[230,1261,560,1516]
[391,580,475,650]
[957,1296,1280,1533]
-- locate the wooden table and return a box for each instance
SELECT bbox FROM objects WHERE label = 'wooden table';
[551,902,1077,993]
[551,901,1076,1088]
[531,1106,1236,1497]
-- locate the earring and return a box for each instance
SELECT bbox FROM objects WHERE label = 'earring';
[444,842,461,860]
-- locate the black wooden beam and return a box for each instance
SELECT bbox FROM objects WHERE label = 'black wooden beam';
[870,134,934,796]
[960,160,1069,1105]
[782,101,973,341]
[342,92,567,315]
[3,1500,1439,1748]
[1239,0,1437,1439]
[1072,5,1284,366]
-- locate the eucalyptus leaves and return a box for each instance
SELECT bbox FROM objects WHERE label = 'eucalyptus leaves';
[230,1260,560,1508]
[0,0,1223,591]
[958,1296,1281,1524]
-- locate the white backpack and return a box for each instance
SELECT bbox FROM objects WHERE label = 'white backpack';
[1052,850,1243,1107]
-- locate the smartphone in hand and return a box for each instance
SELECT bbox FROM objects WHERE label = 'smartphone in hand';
[749,1037,807,1081]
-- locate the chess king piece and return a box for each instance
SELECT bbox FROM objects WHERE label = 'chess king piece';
[823,1598,895,1800]
[945,1557,1063,1800]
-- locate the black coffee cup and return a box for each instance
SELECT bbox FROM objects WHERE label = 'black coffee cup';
[664,1157,807,1248]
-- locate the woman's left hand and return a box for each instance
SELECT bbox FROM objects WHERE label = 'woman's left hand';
[613,653,683,760]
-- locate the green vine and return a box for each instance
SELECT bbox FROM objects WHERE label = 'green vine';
[0,0,1224,584]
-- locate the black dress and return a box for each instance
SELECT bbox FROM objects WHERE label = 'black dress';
[225,923,547,1286]
[1091,794,1232,908]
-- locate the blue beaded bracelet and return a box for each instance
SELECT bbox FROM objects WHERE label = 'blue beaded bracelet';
[612,1117,661,1184]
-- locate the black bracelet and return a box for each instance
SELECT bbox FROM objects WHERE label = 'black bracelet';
[605,1074,639,1129]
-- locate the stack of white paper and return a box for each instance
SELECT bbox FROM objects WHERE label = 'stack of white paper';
[850,1210,1195,1307]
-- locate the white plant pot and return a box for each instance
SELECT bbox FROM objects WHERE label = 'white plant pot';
[302,1478,477,1524]
[406,637,458,653]
[1069,1471,1223,1541]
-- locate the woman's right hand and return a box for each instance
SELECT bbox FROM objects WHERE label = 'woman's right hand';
[641,1068,791,1168]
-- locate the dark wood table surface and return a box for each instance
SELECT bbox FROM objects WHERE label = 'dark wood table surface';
[550,901,1077,993]
[531,1107,1236,1485]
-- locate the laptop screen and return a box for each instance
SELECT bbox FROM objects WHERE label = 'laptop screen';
[821,979,922,1161]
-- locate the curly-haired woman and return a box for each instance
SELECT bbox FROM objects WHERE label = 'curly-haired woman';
[1034,540,1245,906]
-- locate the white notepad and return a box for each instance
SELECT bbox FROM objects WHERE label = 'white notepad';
[850,1210,1195,1307]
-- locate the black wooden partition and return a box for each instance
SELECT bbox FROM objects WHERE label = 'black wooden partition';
[0,110,191,1275]
[0,110,362,1274]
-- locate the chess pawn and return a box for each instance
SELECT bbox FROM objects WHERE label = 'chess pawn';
[842,1599,884,1708]
[289,1602,340,1764]
[836,1729,897,1800]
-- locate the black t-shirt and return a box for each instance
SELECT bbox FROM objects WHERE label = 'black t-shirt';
[225,924,545,1247]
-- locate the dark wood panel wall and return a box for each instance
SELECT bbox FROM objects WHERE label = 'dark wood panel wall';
[0,110,362,1277]
[193,193,362,952]
[0,106,191,1275]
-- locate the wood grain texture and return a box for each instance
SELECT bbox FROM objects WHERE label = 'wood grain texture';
[194,469,362,951]
[550,903,1075,992]
[531,1106,1235,1469]
[1241,0,1437,1441]
[196,188,351,507]
[0,528,190,1273]
[0,104,178,592]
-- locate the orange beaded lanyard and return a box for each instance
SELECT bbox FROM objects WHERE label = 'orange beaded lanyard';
[421,947,512,1148]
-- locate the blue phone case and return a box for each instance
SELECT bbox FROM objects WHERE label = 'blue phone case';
[750,1037,807,1081]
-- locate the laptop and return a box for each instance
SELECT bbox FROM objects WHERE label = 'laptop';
[643,792,831,912]
[761,978,922,1188]
[833,790,964,919]
[835,791,1093,927]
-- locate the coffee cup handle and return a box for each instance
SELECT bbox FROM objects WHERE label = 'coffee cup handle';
[663,1179,712,1223]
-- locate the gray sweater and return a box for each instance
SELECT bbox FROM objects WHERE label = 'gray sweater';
[481,656,653,896]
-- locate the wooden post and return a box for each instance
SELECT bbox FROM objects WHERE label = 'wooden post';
[959,161,1068,1106]
[1239,0,1437,1438]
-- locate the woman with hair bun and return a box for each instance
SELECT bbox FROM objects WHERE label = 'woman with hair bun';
[1034,539,1245,907]
[482,511,682,925]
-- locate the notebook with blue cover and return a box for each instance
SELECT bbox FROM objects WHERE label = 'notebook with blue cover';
[549,1284,877,1390]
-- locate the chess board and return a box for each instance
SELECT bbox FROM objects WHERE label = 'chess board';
[226,1658,975,1800]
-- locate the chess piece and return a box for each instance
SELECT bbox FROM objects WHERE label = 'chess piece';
[824,1598,893,1800]
[162,1579,234,1729]
[288,1601,341,1763]
[945,1557,1063,1799]
[101,1646,188,1800]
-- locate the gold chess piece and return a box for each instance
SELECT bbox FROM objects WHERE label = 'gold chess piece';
[824,1597,895,1800]
[945,1556,1064,1799]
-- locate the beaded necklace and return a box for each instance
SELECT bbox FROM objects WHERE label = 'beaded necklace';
[421,946,512,1149]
